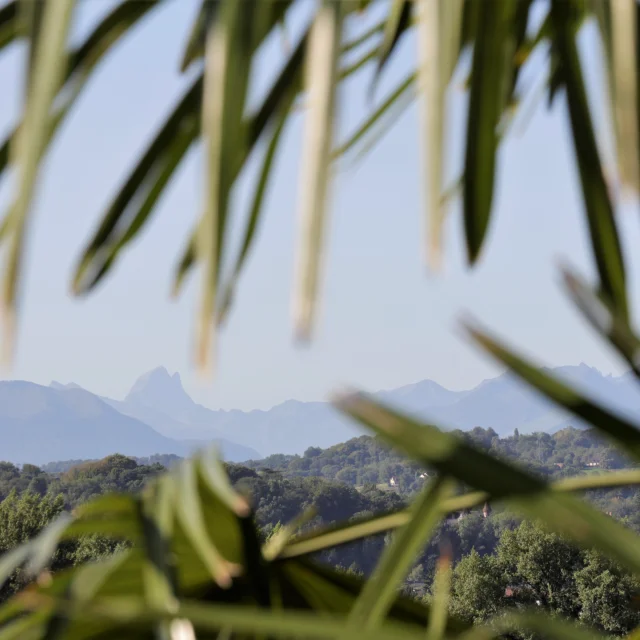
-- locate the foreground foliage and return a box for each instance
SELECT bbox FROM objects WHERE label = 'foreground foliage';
[2,0,640,638]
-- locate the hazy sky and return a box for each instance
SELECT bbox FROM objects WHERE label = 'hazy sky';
[0,0,638,411]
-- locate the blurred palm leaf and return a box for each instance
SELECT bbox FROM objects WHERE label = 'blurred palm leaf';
[292,0,343,342]
[2,0,74,360]
[562,266,640,379]
[3,0,635,370]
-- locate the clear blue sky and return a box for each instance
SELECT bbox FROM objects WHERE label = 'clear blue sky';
[0,0,637,411]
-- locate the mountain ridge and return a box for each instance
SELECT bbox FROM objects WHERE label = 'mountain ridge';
[75,362,640,457]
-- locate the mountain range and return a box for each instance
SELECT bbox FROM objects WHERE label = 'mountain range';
[2,363,639,465]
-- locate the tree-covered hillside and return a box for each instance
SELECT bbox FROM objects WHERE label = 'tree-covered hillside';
[247,427,633,494]
[3,435,640,635]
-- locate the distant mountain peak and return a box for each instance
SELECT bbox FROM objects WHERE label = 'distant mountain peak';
[50,381,83,391]
[125,366,195,417]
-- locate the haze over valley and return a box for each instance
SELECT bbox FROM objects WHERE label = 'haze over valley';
[2,363,639,464]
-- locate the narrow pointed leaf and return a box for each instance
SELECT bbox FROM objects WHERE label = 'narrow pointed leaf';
[0,0,165,189]
[426,548,452,640]
[333,72,415,160]
[293,0,343,342]
[507,0,535,105]
[463,0,517,263]
[0,542,32,589]
[262,507,316,561]
[197,447,250,517]
[373,0,411,91]
[173,23,310,298]
[174,461,235,587]
[610,0,639,191]
[180,0,292,73]
[26,513,73,577]
[346,478,453,630]
[37,596,430,640]
[76,110,199,292]
[335,392,640,575]
[562,267,640,379]
[73,75,202,294]
[2,0,75,361]
[218,99,292,323]
[418,0,442,270]
[342,19,384,53]
[281,468,640,559]
[551,0,628,318]
[137,490,177,615]
[137,484,177,640]
[197,0,264,372]
[180,0,217,72]
[0,2,17,51]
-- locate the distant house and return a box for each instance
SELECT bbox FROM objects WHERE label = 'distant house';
[555,463,564,469]
[389,477,397,486]
[585,461,600,468]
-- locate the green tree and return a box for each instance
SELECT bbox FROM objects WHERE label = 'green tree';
[449,550,506,624]
[575,550,640,635]
[497,521,583,618]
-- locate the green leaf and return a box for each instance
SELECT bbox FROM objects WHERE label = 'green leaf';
[173,22,310,298]
[33,596,430,640]
[333,72,415,160]
[426,547,452,640]
[69,551,130,602]
[180,0,292,73]
[463,0,517,263]
[467,323,640,462]
[417,0,463,270]
[218,98,292,323]
[180,0,217,72]
[75,108,199,292]
[341,19,384,53]
[2,0,75,360]
[292,0,344,342]
[0,2,17,51]
[72,74,202,295]
[0,542,33,589]
[610,0,639,191]
[507,0,535,105]
[279,510,410,559]
[137,491,177,616]
[26,513,73,577]
[0,0,165,192]
[262,507,316,561]
[64,493,141,541]
[173,461,235,587]
[373,0,411,91]
[550,0,628,318]
[334,392,640,575]
[281,468,640,560]
[346,477,453,631]
[562,266,640,379]
[197,447,250,517]
[197,0,267,372]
